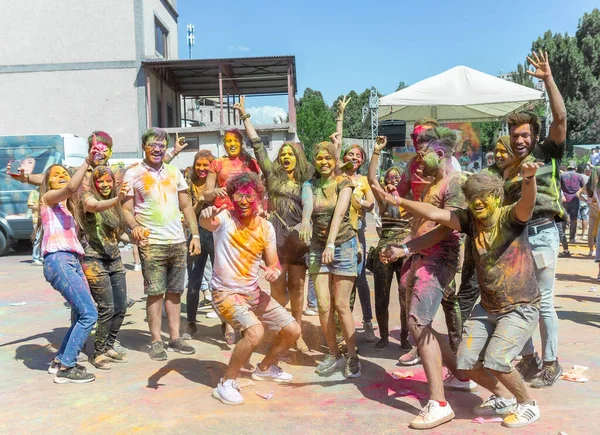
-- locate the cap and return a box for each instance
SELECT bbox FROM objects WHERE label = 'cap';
[567,160,577,169]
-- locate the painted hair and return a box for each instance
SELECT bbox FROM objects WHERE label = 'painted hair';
[507,111,541,139]
[270,142,313,185]
[81,165,126,234]
[226,172,265,199]
[32,164,78,243]
[462,172,505,203]
[189,150,215,185]
[418,127,458,154]
[311,141,341,179]
[141,127,169,149]
[88,131,113,151]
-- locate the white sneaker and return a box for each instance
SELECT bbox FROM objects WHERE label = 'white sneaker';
[502,400,540,428]
[133,263,142,272]
[315,353,345,376]
[409,400,455,429]
[443,373,478,391]
[303,308,318,316]
[251,365,293,383]
[212,378,244,405]
[398,347,421,366]
[206,310,218,318]
[473,394,517,416]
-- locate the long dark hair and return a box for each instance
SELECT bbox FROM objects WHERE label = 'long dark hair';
[224,129,255,165]
[32,164,78,242]
[270,142,313,185]
[189,150,215,185]
[82,165,126,235]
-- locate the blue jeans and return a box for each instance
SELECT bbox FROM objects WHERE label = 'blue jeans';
[351,220,373,322]
[43,252,98,368]
[522,223,559,362]
[32,228,42,262]
[307,275,317,309]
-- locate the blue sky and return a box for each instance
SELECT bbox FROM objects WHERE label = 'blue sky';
[176,0,597,122]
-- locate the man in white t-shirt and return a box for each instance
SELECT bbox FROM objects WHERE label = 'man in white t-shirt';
[122,128,201,361]
[200,172,300,406]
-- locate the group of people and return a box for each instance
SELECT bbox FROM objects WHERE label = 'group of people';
[8,51,570,430]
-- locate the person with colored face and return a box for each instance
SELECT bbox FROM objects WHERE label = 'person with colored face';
[79,165,130,370]
[367,136,412,352]
[234,96,314,352]
[374,162,544,428]
[38,144,103,384]
[122,127,201,361]
[304,142,361,379]
[377,129,470,429]
[502,51,567,389]
[200,172,300,406]
[183,150,218,340]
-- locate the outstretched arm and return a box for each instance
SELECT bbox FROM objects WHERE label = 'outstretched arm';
[380,225,454,263]
[6,161,44,186]
[332,95,350,159]
[164,133,188,164]
[84,182,129,213]
[368,136,388,207]
[514,162,539,222]
[527,51,566,145]
[234,96,272,175]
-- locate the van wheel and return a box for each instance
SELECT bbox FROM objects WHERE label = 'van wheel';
[0,230,7,256]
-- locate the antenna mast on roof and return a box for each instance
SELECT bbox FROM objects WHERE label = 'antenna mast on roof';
[187,24,195,59]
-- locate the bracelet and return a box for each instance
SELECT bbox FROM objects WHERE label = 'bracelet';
[192,235,200,239]
[241,113,251,121]
[524,174,535,180]
[274,268,282,279]
[373,151,380,155]
[326,243,335,250]
[401,243,411,256]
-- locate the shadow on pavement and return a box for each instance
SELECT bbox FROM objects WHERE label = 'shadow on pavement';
[557,310,600,329]
[556,272,596,284]
[147,358,227,389]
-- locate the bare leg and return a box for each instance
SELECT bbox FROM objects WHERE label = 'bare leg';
[270,264,290,308]
[313,273,341,357]
[132,244,140,264]
[164,292,181,340]
[147,294,164,343]
[259,322,301,369]
[491,369,531,404]
[333,275,357,358]
[410,318,445,402]
[464,367,512,398]
[288,265,307,326]
[581,219,588,240]
[224,323,264,380]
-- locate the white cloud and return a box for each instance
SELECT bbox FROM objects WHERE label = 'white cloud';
[228,45,250,52]
[247,106,287,124]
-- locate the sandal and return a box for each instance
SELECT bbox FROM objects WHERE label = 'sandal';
[105,349,128,363]
[92,354,112,370]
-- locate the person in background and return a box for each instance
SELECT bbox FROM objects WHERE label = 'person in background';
[122,128,200,361]
[589,146,600,167]
[236,97,314,352]
[577,165,590,242]
[41,147,101,384]
[27,187,43,266]
[577,166,597,256]
[201,173,300,406]
[559,160,583,256]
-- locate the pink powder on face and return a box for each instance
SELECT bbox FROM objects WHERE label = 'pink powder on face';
[231,186,259,217]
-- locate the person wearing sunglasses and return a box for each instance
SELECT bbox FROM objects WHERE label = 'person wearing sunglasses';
[201,172,300,406]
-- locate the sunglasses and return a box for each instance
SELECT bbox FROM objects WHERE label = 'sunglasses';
[146,142,167,150]
[232,193,256,202]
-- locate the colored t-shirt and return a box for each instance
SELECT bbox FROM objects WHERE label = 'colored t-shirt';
[504,139,567,220]
[349,175,371,229]
[209,156,261,210]
[40,202,84,256]
[122,162,188,245]
[411,171,466,257]
[591,153,600,167]
[455,205,540,314]
[79,191,121,259]
[210,210,276,294]
[560,170,584,203]
[306,176,355,246]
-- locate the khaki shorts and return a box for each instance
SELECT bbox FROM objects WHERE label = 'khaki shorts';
[139,242,187,296]
[212,288,295,333]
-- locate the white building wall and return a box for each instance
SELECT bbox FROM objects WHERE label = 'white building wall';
[0,0,136,64]
[0,69,140,154]
[143,0,179,59]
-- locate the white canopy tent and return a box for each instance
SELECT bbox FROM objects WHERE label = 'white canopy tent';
[379,66,544,122]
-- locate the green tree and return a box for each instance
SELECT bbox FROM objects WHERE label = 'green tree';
[510,63,534,88]
[396,81,407,91]
[478,121,502,153]
[331,88,383,140]
[296,88,336,160]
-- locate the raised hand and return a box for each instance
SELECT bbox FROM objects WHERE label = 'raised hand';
[371,182,402,206]
[374,136,388,153]
[6,161,25,182]
[174,133,188,154]
[526,51,552,81]
[260,264,281,282]
[200,204,227,220]
[213,187,228,198]
[117,182,129,201]
[330,132,342,147]
[520,161,540,179]
[233,95,247,116]
[337,95,351,115]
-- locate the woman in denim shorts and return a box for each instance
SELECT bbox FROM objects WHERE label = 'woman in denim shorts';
[304,141,360,379]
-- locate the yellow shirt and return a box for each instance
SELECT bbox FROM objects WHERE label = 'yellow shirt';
[349,175,371,229]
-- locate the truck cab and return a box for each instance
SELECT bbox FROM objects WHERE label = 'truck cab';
[0,134,87,256]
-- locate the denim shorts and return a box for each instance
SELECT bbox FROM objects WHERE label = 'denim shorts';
[579,202,589,221]
[308,237,358,277]
[138,242,187,296]
[457,303,539,373]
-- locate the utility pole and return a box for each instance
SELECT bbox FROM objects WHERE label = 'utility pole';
[187,24,195,59]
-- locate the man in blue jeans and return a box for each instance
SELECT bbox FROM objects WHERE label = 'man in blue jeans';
[502,51,567,388]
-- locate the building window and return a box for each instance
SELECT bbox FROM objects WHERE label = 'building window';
[156,97,163,127]
[167,104,174,127]
[155,17,169,58]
